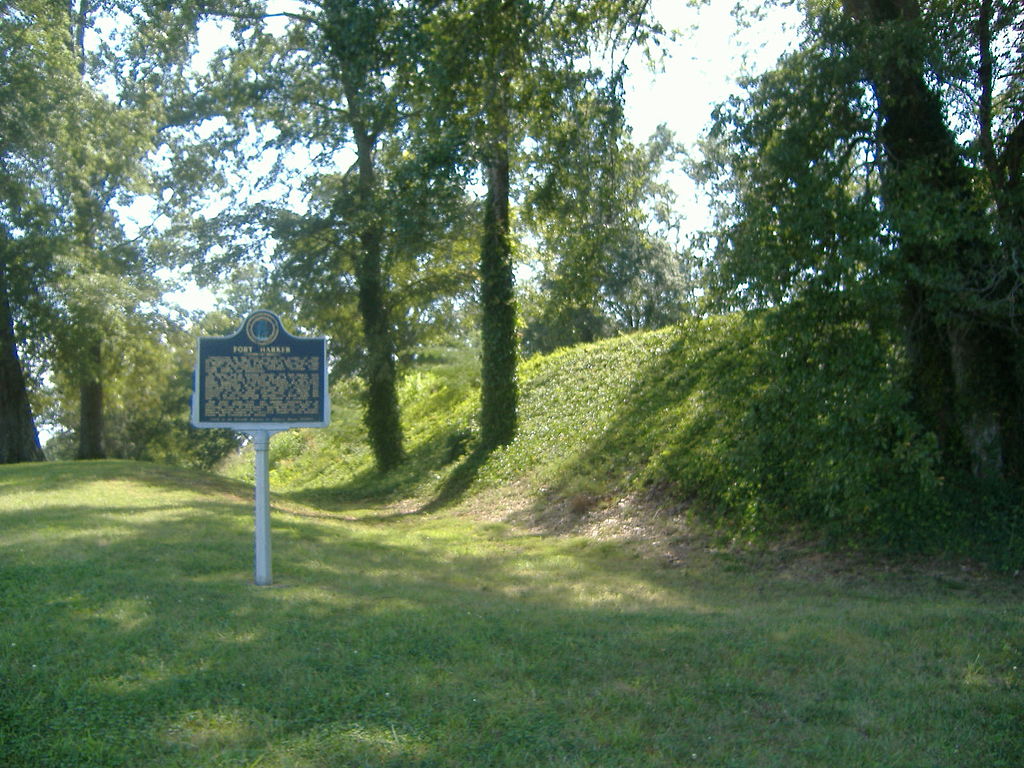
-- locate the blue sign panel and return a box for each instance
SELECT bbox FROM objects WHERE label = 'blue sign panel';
[192,310,329,430]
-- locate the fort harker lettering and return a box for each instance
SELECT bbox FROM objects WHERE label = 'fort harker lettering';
[231,345,293,354]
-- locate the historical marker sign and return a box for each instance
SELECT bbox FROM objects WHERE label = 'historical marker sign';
[192,310,329,430]
[192,310,329,586]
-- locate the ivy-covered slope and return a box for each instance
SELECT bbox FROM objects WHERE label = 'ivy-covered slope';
[233,312,1021,566]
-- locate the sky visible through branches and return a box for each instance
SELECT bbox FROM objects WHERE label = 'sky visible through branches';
[163,0,800,312]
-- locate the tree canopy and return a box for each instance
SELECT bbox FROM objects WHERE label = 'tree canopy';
[0,0,680,470]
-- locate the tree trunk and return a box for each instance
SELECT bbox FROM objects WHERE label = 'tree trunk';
[946,321,1016,479]
[899,282,958,459]
[353,127,404,472]
[76,339,106,460]
[844,0,1023,479]
[0,261,44,464]
[479,146,518,448]
[477,24,518,450]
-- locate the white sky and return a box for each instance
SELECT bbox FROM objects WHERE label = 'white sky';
[166,0,802,312]
[623,0,800,230]
[627,1,799,138]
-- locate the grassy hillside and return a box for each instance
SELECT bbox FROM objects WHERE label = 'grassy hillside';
[235,313,1021,568]
[2,460,1023,767]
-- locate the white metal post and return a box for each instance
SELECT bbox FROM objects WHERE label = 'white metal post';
[253,430,272,586]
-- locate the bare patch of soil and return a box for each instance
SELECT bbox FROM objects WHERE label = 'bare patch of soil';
[454,482,1024,593]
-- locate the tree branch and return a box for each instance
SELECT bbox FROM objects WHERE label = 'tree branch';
[978,0,998,179]
[204,8,319,27]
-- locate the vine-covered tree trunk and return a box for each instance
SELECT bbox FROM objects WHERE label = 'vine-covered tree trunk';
[845,0,1023,479]
[76,339,106,460]
[479,145,518,448]
[475,16,519,451]
[318,0,406,473]
[353,128,404,471]
[0,262,44,464]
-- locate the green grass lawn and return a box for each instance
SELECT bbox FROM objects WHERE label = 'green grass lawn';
[2,460,1022,767]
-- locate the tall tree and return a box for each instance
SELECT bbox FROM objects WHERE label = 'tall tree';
[192,0,660,459]
[319,0,412,470]
[698,0,1024,481]
[423,0,661,447]
[206,0,473,471]
[0,1,82,463]
[841,0,1022,479]
[34,0,210,460]
[0,239,45,463]
[62,1,144,459]
[196,0,482,470]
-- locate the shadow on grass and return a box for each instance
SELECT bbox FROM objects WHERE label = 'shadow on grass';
[419,443,494,512]
[3,460,1022,768]
[276,444,494,525]
[1,464,717,765]
[276,432,495,523]
[0,459,256,506]
[276,427,464,513]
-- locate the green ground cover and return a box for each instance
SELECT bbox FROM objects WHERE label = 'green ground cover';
[2,460,1021,767]
[235,316,1020,567]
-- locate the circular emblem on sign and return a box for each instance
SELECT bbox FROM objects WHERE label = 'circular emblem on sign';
[246,311,279,346]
